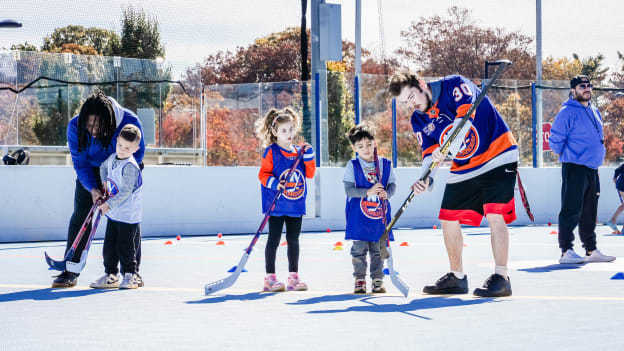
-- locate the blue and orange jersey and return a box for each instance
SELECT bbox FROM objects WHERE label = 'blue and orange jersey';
[410,75,518,183]
[259,143,315,216]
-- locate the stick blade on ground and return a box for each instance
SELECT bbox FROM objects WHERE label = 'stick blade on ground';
[204,253,250,295]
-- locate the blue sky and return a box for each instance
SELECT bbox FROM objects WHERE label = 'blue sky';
[1,0,623,79]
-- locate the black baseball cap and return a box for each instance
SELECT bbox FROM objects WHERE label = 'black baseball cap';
[570,75,591,89]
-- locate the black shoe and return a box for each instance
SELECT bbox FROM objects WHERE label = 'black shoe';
[473,274,512,297]
[51,271,79,288]
[423,272,468,294]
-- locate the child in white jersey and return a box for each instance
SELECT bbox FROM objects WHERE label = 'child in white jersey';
[90,124,143,289]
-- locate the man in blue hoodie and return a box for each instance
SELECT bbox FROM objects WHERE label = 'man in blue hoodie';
[52,91,146,288]
[549,75,616,264]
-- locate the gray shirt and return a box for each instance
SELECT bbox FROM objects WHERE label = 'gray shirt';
[343,156,396,199]
[100,156,140,210]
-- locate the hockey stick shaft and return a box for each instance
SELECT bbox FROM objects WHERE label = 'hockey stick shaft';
[516,171,534,222]
[374,146,409,297]
[380,60,512,238]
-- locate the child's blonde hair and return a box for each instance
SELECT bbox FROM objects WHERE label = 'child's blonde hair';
[255,108,301,147]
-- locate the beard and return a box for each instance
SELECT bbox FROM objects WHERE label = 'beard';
[574,91,592,103]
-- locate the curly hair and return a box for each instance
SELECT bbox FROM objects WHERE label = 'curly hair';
[255,107,301,147]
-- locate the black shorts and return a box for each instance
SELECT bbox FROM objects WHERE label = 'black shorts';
[439,162,517,226]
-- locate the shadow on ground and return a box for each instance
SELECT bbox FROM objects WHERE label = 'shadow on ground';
[187,291,276,304]
[295,295,500,320]
[518,263,585,273]
[0,288,113,302]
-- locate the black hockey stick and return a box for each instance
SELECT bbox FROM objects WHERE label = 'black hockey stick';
[381,60,512,239]
[205,146,307,295]
[374,146,409,297]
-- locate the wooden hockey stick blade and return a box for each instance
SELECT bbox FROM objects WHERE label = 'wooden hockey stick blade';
[205,252,250,295]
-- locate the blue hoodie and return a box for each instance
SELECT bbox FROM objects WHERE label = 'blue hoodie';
[549,98,605,169]
[67,97,145,192]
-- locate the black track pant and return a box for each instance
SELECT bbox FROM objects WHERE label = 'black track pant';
[558,163,599,253]
[265,216,302,274]
[103,219,139,275]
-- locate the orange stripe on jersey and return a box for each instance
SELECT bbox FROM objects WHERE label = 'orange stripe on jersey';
[258,148,275,187]
[455,104,475,119]
[422,144,439,158]
[451,131,517,172]
[303,159,316,178]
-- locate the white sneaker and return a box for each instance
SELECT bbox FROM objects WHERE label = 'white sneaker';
[559,249,585,264]
[119,273,139,289]
[585,249,616,263]
[90,273,120,289]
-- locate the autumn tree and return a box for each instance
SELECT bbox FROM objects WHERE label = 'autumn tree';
[396,6,535,79]
[41,25,120,55]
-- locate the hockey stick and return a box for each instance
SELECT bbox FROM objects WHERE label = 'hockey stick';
[380,60,512,246]
[516,171,534,222]
[65,206,105,273]
[44,197,104,271]
[205,146,307,295]
[374,146,409,297]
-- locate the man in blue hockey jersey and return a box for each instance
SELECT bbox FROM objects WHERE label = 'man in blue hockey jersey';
[52,91,146,288]
[389,71,518,297]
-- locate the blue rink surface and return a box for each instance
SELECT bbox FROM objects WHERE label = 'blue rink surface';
[1,225,624,351]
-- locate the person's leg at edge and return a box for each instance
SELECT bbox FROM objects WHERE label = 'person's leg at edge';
[487,213,509,278]
[441,219,464,274]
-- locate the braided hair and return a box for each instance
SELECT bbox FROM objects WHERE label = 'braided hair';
[76,91,117,152]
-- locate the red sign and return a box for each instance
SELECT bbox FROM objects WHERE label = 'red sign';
[542,123,551,151]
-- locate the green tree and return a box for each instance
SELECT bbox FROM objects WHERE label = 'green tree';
[10,42,38,51]
[32,89,69,145]
[41,25,120,56]
[572,53,609,83]
[119,6,165,59]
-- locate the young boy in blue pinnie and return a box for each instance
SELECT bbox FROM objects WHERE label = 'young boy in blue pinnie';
[343,123,396,294]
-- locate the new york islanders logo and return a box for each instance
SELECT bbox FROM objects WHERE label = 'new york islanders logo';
[279,169,306,200]
[360,195,384,220]
[106,178,119,197]
[439,124,480,160]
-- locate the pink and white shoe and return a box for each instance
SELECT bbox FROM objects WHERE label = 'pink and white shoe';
[263,274,285,292]
[287,272,308,291]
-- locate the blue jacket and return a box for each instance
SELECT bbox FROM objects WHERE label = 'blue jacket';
[549,98,605,169]
[67,97,145,192]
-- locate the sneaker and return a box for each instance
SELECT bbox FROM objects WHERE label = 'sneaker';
[263,274,285,292]
[90,273,120,289]
[606,220,620,233]
[51,271,79,288]
[135,273,144,287]
[473,274,512,297]
[287,273,308,291]
[372,278,386,293]
[423,273,468,294]
[354,278,366,294]
[585,249,616,263]
[559,249,585,264]
[119,273,139,289]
